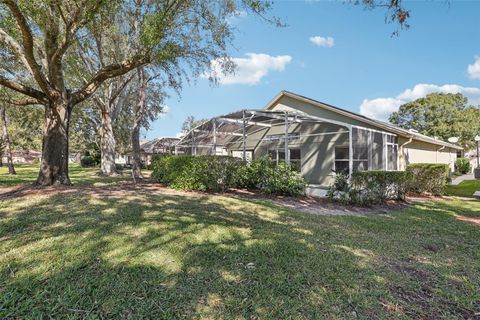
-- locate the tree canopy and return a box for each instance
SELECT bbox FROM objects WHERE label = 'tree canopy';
[389,93,480,150]
[0,0,413,185]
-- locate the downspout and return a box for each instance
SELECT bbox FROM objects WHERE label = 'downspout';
[399,136,413,171]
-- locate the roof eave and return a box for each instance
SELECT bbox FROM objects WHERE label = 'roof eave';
[265,91,463,150]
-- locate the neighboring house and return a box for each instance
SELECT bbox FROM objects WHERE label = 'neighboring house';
[176,90,462,195]
[1,149,41,164]
[118,137,181,165]
[69,152,82,163]
[465,149,479,172]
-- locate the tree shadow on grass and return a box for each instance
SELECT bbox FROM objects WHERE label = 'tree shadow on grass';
[1,191,479,318]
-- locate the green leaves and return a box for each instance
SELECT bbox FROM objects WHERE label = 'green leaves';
[390,93,480,150]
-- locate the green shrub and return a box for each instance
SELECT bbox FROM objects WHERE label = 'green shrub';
[151,155,305,196]
[406,163,449,195]
[455,158,471,174]
[233,157,305,196]
[80,156,97,167]
[151,155,243,192]
[351,171,412,204]
[327,171,412,205]
[326,172,352,204]
[234,157,275,190]
[263,162,306,196]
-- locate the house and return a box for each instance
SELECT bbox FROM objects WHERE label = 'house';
[465,148,479,172]
[1,149,41,164]
[175,91,462,195]
[117,137,181,166]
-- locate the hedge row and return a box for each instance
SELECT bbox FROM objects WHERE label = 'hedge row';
[328,163,450,205]
[351,171,412,203]
[406,163,450,195]
[151,155,242,192]
[151,155,305,196]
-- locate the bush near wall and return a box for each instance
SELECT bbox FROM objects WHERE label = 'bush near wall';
[327,163,449,205]
[327,171,412,205]
[151,155,243,192]
[455,158,471,174]
[351,171,412,204]
[233,157,305,196]
[406,163,449,195]
[151,155,305,196]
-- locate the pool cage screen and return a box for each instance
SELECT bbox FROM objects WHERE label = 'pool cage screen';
[175,109,399,177]
[350,127,398,172]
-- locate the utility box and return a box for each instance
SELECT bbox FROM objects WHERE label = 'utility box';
[474,167,480,179]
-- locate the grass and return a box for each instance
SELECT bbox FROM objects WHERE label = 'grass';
[0,163,144,187]
[1,166,480,319]
[446,180,480,198]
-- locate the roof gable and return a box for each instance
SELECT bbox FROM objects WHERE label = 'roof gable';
[265,90,462,150]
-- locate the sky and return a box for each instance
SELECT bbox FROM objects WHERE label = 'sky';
[145,0,480,140]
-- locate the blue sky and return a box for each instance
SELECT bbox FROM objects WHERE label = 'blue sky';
[145,0,480,139]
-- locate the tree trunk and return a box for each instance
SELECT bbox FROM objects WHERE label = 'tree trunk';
[131,124,143,179]
[36,100,72,185]
[1,106,15,175]
[100,111,118,176]
[131,67,146,179]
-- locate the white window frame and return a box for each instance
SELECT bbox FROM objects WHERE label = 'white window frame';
[269,148,301,166]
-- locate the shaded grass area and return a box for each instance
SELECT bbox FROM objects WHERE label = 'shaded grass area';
[1,167,480,318]
[0,164,41,186]
[446,180,480,198]
[0,164,132,187]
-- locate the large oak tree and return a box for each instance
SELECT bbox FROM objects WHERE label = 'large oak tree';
[0,0,276,185]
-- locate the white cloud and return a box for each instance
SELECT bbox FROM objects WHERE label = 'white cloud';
[159,105,170,118]
[360,98,404,121]
[203,53,292,85]
[468,56,480,79]
[309,36,335,48]
[360,83,480,121]
[226,10,247,25]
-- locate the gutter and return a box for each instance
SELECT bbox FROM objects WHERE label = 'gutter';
[399,136,413,170]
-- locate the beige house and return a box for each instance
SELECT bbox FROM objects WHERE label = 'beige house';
[1,149,41,164]
[117,137,180,166]
[176,91,462,194]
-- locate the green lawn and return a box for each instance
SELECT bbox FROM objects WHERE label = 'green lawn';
[1,166,480,319]
[446,180,480,198]
[0,163,137,187]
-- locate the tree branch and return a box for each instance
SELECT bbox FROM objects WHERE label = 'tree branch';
[0,27,33,75]
[72,55,148,105]
[5,97,41,106]
[109,73,135,105]
[2,0,53,96]
[0,75,48,103]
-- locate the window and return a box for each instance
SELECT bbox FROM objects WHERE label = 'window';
[334,146,350,175]
[231,150,253,162]
[268,149,302,172]
[386,138,398,170]
[290,149,301,172]
[334,129,399,175]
